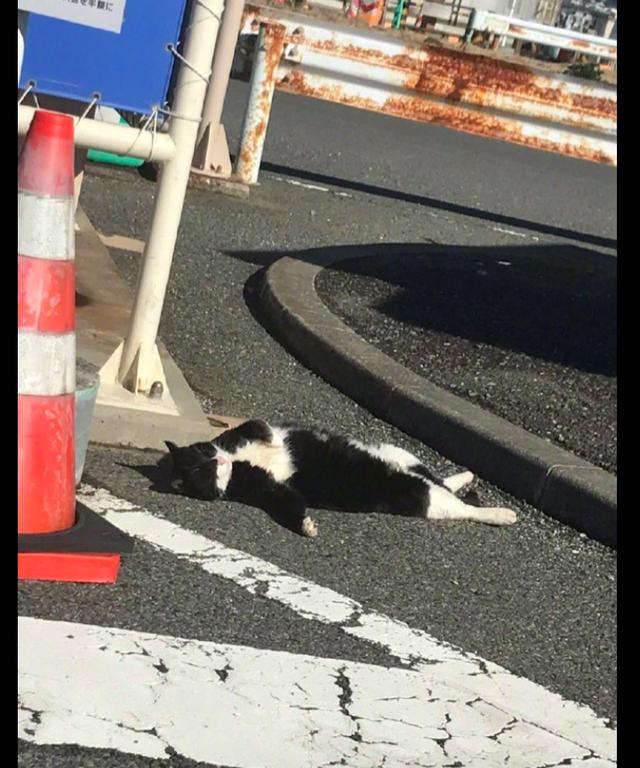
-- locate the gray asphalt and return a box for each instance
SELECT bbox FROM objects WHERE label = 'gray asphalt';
[221,79,617,247]
[19,85,616,767]
[316,250,616,473]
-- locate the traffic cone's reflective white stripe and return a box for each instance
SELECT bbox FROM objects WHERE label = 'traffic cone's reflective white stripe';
[18,331,75,396]
[18,193,75,261]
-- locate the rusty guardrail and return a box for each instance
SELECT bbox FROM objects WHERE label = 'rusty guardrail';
[233,5,616,183]
[465,10,617,62]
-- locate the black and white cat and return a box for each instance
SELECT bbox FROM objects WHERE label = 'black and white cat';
[165,419,517,537]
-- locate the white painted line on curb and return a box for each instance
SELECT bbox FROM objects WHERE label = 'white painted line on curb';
[18,617,615,768]
[76,485,616,762]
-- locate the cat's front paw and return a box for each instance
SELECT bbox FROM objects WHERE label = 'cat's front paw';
[485,507,517,526]
[301,516,318,538]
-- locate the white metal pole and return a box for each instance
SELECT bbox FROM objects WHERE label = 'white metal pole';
[501,0,519,46]
[18,105,176,162]
[196,0,246,147]
[191,0,245,177]
[117,0,224,393]
[234,23,286,185]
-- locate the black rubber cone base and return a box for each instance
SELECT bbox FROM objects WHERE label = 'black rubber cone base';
[18,502,135,553]
[18,503,134,583]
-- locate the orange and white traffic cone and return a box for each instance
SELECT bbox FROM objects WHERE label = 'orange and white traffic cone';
[18,110,76,536]
[18,110,133,583]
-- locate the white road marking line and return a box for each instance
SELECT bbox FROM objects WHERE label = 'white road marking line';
[273,176,330,193]
[76,485,616,762]
[18,617,614,768]
[490,226,540,241]
[273,175,353,198]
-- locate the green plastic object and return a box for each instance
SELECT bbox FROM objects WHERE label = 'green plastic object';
[392,0,405,28]
[87,115,144,168]
[87,148,143,167]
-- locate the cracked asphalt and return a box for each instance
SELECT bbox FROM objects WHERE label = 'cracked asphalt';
[19,80,616,768]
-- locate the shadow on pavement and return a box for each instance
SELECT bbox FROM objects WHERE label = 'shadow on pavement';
[256,161,617,251]
[239,242,616,377]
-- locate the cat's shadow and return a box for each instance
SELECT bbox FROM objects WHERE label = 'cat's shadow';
[118,457,371,534]
[118,456,486,532]
[117,456,175,496]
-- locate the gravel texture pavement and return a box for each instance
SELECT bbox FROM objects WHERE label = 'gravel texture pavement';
[317,249,617,473]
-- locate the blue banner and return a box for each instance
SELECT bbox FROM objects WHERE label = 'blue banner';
[19,0,189,114]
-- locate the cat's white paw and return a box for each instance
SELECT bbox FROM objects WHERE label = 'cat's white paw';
[301,516,318,538]
[443,470,474,493]
[484,507,517,526]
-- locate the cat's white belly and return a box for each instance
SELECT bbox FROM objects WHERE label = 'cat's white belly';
[349,440,421,471]
[232,427,295,483]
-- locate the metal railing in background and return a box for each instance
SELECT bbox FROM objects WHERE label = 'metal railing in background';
[233,5,616,183]
[464,10,617,61]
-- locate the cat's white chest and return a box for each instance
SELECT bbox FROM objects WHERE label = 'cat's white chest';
[232,427,295,482]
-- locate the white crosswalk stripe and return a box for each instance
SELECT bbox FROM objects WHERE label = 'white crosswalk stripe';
[19,617,614,768]
[17,485,616,767]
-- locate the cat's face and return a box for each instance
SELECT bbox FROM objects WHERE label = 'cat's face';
[164,440,231,500]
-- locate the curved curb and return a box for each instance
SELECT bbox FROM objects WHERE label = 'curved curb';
[256,254,617,549]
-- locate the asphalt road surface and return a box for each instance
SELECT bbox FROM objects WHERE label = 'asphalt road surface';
[317,250,616,473]
[19,84,616,768]
[221,80,616,247]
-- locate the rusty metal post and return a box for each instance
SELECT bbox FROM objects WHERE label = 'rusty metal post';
[234,22,285,185]
[192,0,246,178]
[463,8,477,44]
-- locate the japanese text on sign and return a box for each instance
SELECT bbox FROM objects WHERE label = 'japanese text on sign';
[18,0,126,34]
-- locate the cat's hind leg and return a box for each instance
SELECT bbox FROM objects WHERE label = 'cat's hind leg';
[426,484,516,526]
[442,470,475,494]
[353,440,476,494]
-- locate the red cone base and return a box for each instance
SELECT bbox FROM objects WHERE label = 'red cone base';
[18,552,121,583]
[18,503,134,584]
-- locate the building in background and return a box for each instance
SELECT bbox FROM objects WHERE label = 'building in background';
[556,0,616,37]
[535,0,562,24]
[417,0,615,36]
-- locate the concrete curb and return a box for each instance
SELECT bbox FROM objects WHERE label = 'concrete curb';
[256,255,617,548]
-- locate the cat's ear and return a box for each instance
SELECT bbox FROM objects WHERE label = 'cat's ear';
[164,441,180,457]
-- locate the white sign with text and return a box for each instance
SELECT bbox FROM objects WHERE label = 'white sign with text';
[18,0,126,34]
